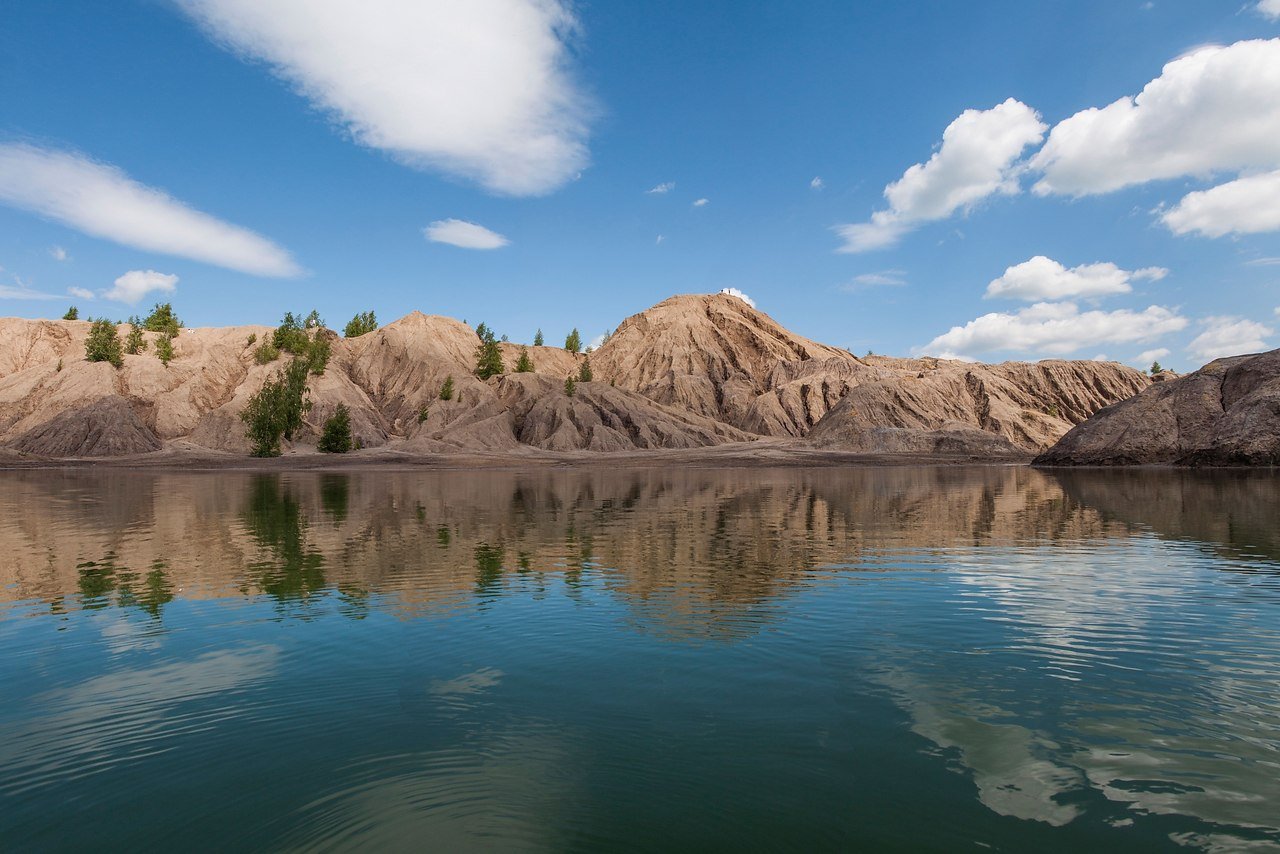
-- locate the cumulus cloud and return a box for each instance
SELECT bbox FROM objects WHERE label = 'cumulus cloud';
[49,245,69,262]
[0,144,300,277]
[646,182,675,194]
[1137,347,1170,365]
[810,176,824,190]
[835,99,1046,252]
[984,255,1167,301]
[0,274,60,300]
[692,197,709,207]
[103,270,178,304]
[1259,0,1280,20]
[67,286,95,300]
[1188,316,1273,361]
[423,219,509,250]
[916,301,1187,359]
[179,0,591,196]
[718,287,755,308]
[1161,169,1280,238]
[1031,40,1280,198]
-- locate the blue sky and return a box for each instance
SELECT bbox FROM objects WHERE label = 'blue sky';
[1,0,1278,370]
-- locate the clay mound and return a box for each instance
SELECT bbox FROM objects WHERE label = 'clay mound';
[497,373,752,451]
[744,357,891,436]
[1035,350,1280,466]
[13,395,160,457]
[811,359,1149,452]
[593,293,858,430]
[498,343,581,379]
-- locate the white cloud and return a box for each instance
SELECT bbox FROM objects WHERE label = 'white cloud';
[1275,307,1280,317]
[1092,354,1110,362]
[1031,40,1280,197]
[655,234,664,245]
[835,99,1046,252]
[842,270,907,290]
[423,218,509,250]
[692,197,709,207]
[1161,169,1280,238]
[1137,347,1170,364]
[67,286,95,300]
[49,245,69,262]
[0,275,60,300]
[1259,0,1280,20]
[103,270,178,304]
[1188,316,1273,361]
[984,255,1167,301]
[0,144,300,277]
[718,287,755,308]
[916,301,1187,359]
[646,182,675,194]
[1246,257,1280,266]
[810,176,824,190]
[179,0,591,197]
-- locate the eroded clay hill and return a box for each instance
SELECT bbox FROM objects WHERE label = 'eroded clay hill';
[0,295,1149,459]
[1035,349,1280,466]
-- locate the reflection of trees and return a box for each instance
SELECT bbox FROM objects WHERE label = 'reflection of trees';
[75,553,174,619]
[241,475,326,604]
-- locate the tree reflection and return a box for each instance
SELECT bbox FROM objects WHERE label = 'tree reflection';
[241,475,327,605]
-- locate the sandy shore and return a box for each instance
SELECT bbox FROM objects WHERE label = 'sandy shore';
[0,439,1033,472]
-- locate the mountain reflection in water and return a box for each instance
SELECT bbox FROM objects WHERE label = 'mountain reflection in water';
[0,466,1277,851]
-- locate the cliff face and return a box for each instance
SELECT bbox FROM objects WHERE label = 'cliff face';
[0,295,1150,460]
[1035,350,1280,467]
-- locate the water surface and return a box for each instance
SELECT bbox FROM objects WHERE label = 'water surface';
[1,466,1278,851]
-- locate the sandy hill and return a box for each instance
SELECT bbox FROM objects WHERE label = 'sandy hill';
[0,295,1149,460]
[1035,349,1280,466]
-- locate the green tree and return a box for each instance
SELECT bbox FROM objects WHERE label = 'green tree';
[514,346,535,373]
[62,306,79,321]
[241,358,313,457]
[255,342,280,364]
[533,328,544,346]
[564,327,582,354]
[440,375,455,400]
[564,375,576,397]
[155,333,175,366]
[123,318,147,355]
[344,310,377,337]
[305,335,331,375]
[84,319,123,368]
[473,322,504,380]
[273,311,309,354]
[1150,361,1164,375]
[317,404,353,453]
[142,302,183,337]
[577,353,593,383]
[304,309,324,329]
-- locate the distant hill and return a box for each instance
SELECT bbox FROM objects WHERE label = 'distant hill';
[0,294,1149,461]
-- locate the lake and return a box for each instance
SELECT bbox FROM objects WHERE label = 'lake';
[1,466,1278,851]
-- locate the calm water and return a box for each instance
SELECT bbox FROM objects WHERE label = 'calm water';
[1,466,1278,852]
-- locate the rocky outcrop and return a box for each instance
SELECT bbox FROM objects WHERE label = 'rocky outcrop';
[1034,350,1280,466]
[0,295,1150,460]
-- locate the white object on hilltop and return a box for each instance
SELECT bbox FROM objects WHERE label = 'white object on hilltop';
[718,288,756,308]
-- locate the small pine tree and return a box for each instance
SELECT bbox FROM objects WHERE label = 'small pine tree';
[124,319,147,355]
[440,375,455,400]
[514,346,535,373]
[142,302,183,337]
[1150,361,1164,375]
[533,328,544,346]
[84,319,123,368]
[577,354,593,383]
[63,306,79,321]
[473,322,504,379]
[564,375,576,397]
[344,310,378,338]
[564,328,582,354]
[155,333,175,366]
[417,403,430,423]
[317,404,353,453]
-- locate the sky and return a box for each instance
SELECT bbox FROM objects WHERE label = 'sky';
[1,0,1279,371]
